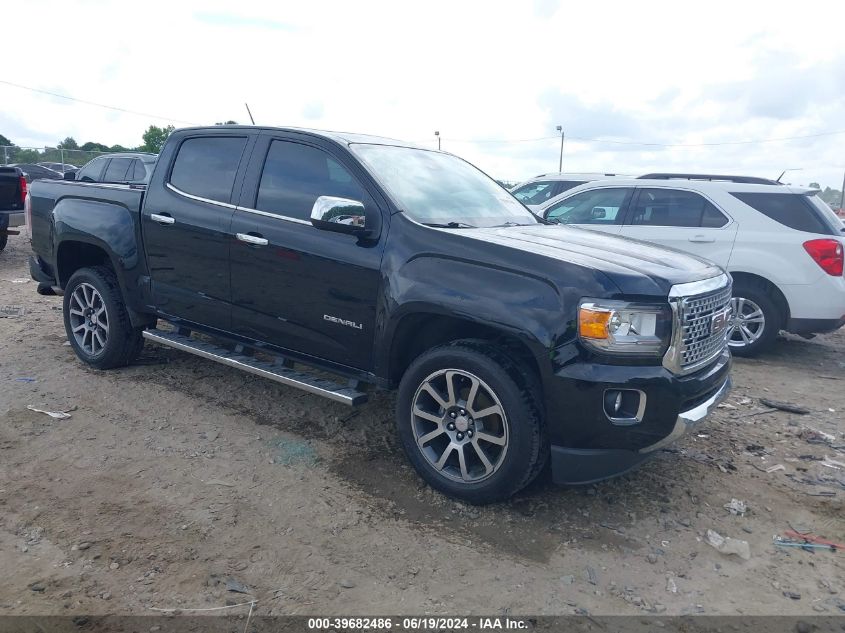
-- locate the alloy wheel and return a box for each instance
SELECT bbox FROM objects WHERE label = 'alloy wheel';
[68,282,109,356]
[728,296,765,348]
[411,369,509,483]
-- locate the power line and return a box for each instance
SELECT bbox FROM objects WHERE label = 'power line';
[0,79,197,125]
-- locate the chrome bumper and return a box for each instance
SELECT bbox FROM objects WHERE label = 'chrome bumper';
[3,212,24,227]
[640,376,732,453]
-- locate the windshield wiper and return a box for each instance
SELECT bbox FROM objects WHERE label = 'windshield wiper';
[422,222,477,228]
[493,221,531,227]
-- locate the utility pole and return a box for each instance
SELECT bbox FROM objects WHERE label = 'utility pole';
[434,131,440,150]
[556,125,564,173]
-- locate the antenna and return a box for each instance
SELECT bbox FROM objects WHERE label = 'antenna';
[245,103,255,125]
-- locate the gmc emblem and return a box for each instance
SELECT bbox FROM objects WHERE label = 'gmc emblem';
[711,308,730,336]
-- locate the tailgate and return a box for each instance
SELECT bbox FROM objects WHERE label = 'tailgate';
[0,168,22,211]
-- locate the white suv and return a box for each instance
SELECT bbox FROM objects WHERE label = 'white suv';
[534,174,845,356]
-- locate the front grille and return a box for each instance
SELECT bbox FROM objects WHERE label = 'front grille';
[678,284,732,369]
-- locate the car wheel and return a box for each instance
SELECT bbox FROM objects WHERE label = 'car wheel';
[0,233,7,251]
[727,282,781,357]
[396,340,547,504]
[63,266,144,369]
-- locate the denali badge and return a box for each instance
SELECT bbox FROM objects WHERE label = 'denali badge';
[324,314,363,330]
[711,308,730,336]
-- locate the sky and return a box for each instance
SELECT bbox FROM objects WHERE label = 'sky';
[2,0,845,189]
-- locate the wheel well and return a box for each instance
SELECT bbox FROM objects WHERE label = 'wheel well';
[388,314,541,387]
[56,241,112,288]
[729,271,790,327]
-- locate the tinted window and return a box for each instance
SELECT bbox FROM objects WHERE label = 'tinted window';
[256,140,368,221]
[731,192,833,234]
[128,160,147,182]
[170,136,247,204]
[103,157,132,182]
[546,187,631,225]
[513,180,584,205]
[77,157,107,182]
[630,188,728,228]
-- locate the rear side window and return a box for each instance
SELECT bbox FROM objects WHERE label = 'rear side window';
[255,140,369,221]
[170,136,247,204]
[630,188,728,228]
[103,157,132,182]
[731,192,833,234]
[128,160,145,181]
[77,157,107,182]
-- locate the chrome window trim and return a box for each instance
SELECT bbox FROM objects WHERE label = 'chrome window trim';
[166,182,237,210]
[235,206,312,226]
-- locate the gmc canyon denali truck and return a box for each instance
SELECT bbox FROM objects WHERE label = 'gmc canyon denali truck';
[28,126,732,503]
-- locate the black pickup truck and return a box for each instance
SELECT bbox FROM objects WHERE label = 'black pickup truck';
[0,165,26,251]
[28,126,732,503]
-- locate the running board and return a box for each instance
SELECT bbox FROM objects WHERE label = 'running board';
[142,329,367,406]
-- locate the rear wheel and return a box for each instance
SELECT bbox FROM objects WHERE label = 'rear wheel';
[0,233,7,252]
[63,266,144,369]
[396,340,546,504]
[728,282,782,357]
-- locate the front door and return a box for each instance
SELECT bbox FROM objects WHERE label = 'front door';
[542,186,633,235]
[229,135,386,369]
[141,134,252,331]
[618,187,738,267]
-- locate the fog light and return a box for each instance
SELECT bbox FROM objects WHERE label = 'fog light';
[603,389,646,425]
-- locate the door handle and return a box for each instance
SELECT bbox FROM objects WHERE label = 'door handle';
[150,213,175,225]
[236,232,268,246]
[688,235,715,243]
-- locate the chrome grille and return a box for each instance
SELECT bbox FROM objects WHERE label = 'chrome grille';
[678,284,732,369]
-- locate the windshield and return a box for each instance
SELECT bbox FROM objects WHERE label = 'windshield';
[351,144,538,228]
[512,180,584,205]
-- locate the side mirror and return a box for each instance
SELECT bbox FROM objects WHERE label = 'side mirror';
[591,207,606,219]
[310,196,368,235]
[63,171,76,181]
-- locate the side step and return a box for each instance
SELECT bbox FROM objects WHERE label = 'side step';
[142,329,368,406]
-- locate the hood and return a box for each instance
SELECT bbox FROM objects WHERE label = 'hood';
[463,224,723,296]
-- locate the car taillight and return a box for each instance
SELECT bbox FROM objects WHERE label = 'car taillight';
[24,192,32,239]
[803,239,844,276]
[19,175,27,205]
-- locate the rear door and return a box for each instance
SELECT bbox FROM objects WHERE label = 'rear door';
[77,156,109,182]
[619,187,737,266]
[141,133,254,331]
[542,186,633,235]
[228,133,386,369]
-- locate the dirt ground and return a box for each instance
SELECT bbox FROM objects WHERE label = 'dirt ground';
[1,232,843,617]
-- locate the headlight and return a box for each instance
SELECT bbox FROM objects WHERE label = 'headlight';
[578,299,672,356]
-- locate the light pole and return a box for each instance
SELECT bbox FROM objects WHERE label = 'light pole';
[434,130,440,151]
[556,125,564,173]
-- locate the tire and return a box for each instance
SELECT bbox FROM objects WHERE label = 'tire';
[728,281,782,357]
[63,266,144,369]
[396,339,547,504]
[0,233,7,252]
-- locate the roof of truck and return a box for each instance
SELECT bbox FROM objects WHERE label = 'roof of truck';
[178,125,426,149]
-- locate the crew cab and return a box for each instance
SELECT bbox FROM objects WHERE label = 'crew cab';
[28,126,732,503]
[0,165,26,252]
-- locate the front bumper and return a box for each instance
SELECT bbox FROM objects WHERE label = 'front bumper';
[547,349,731,485]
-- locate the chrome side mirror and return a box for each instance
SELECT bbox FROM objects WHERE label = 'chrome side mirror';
[310,196,367,235]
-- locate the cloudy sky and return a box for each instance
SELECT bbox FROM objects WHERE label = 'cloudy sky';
[2,0,845,189]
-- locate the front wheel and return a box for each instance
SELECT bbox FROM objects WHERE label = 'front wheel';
[396,340,546,504]
[63,266,144,369]
[727,282,782,357]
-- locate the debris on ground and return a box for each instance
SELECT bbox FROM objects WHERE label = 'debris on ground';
[0,305,25,317]
[820,456,845,470]
[724,499,748,516]
[26,405,75,420]
[15,377,36,383]
[780,531,845,551]
[759,398,810,415]
[705,529,751,560]
[225,578,252,594]
[799,428,836,445]
[269,438,317,466]
[765,464,786,473]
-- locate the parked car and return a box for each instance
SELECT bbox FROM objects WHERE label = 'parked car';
[9,163,63,183]
[71,152,157,184]
[0,165,26,251]
[38,161,78,174]
[535,173,845,356]
[28,127,731,503]
[511,172,627,208]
